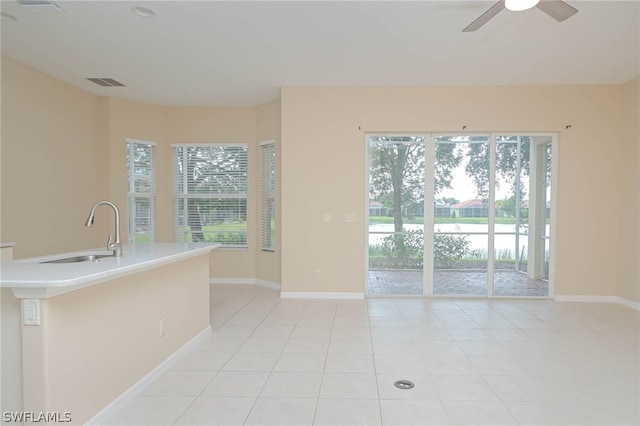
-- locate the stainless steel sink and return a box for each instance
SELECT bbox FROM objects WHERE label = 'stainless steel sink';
[40,254,114,264]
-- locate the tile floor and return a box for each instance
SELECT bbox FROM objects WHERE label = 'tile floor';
[100,285,639,425]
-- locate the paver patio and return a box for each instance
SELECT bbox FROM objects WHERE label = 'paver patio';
[368,269,549,296]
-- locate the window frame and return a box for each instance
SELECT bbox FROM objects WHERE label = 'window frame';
[172,143,249,248]
[260,140,276,252]
[126,138,156,244]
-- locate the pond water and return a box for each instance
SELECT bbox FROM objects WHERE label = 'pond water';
[369,223,550,257]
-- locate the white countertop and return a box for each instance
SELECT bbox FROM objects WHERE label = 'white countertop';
[0,243,220,299]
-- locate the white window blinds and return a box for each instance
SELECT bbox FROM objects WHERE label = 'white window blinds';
[173,144,248,247]
[260,141,276,251]
[126,139,156,243]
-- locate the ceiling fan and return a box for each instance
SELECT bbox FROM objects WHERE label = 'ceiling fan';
[462,0,578,32]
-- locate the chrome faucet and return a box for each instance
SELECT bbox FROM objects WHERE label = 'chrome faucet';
[85,200,123,257]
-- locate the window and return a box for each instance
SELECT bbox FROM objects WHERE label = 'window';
[126,139,156,243]
[173,144,248,247]
[260,141,276,251]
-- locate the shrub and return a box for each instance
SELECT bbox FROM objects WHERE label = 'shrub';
[205,232,247,245]
[433,233,470,266]
[369,229,472,269]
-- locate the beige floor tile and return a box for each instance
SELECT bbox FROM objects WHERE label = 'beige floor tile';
[320,373,378,399]
[238,337,288,353]
[291,325,333,338]
[194,335,246,352]
[442,400,519,425]
[250,325,295,338]
[432,374,498,400]
[171,351,233,371]
[283,337,330,353]
[373,353,426,374]
[143,370,215,396]
[245,397,317,426]
[314,398,381,425]
[222,352,280,371]
[372,338,418,354]
[101,395,194,425]
[325,353,375,373]
[260,372,322,398]
[200,371,269,397]
[328,337,373,354]
[330,326,371,338]
[273,352,327,372]
[175,396,255,425]
[380,400,449,425]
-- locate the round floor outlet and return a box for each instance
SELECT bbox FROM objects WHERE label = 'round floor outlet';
[393,380,415,390]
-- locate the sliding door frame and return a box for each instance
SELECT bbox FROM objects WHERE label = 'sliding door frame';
[366,132,558,299]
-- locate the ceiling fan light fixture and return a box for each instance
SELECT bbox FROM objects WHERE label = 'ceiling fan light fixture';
[505,0,540,12]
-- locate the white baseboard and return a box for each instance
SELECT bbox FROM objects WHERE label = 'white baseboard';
[280,291,365,300]
[616,296,640,311]
[85,325,212,425]
[210,278,281,290]
[255,279,281,290]
[554,295,617,303]
[210,278,256,285]
[554,295,640,311]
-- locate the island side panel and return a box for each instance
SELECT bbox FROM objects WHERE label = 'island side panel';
[26,254,210,424]
[1,288,24,416]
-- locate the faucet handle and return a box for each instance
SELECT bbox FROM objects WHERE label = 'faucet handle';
[107,234,113,250]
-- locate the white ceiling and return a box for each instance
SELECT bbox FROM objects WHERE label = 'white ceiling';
[1,0,638,106]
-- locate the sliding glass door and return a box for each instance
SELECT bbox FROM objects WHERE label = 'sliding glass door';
[367,133,555,297]
[367,135,425,295]
[491,136,552,296]
[430,136,490,296]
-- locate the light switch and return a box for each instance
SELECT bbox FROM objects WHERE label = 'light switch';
[344,213,357,223]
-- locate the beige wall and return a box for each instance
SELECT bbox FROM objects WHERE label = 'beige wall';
[0,56,109,258]
[280,85,634,297]
[21,255,210,425]
[2,55,636,299]
[256,98,282,284]
[1,57,280,283]
[618,78,640,303]
[104,97,169,242]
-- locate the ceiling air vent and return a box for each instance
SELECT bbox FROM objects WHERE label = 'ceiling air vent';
[17,0,64,13]
[87,78,125,87]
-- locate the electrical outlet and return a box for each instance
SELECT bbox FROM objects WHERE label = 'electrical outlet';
[159,318,166,337]
[23,300,40,326]
[315,270,321,279]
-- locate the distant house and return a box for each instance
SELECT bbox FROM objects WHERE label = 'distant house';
[451,199,488,218]
[434,201,451,218]
[369,201,386,217]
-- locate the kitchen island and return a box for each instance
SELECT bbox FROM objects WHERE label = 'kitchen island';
[0,243,219,425]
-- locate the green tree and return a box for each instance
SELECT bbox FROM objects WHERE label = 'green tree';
[370,136,462,233]
[464,136,532,199]
[369,136,425,233]
[176,146,248,242]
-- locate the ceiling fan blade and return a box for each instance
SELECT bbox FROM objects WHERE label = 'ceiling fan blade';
[462,0,505,32]
[535,0,578,22]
